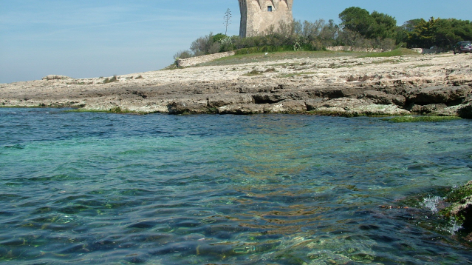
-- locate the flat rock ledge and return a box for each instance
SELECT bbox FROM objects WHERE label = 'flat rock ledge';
[1,53,472,117]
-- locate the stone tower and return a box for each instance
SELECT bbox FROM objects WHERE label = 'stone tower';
[238,0,293,38]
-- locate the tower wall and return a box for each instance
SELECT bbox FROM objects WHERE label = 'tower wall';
[239,0,293,38]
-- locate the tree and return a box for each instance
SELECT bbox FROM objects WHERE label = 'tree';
[301,19,325,40]
[403,19,423,32]
[407,17,439,48]
[396,19,422,46]
[339,7,397,40]
[319,19,340,46]
[370,11,397,39]
[434,19,472,47]
[223,8,232,35]
[339,7,374,38]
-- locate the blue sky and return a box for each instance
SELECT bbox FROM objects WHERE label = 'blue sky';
[1,0,471,83]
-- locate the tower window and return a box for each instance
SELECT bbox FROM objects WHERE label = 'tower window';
[267,6,273,12]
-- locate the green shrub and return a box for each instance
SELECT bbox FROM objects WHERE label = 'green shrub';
[174,50,193,60]
[103,75,118,84]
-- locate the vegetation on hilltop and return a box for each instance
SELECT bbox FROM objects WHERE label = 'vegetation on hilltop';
[174,6,472,59]
[195,48,418,68]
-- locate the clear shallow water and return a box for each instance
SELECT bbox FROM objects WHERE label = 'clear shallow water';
[1,108,472,264]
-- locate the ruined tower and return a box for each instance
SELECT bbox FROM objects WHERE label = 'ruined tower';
[238,0,293,38]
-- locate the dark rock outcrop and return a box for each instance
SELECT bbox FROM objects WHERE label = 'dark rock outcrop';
[458,104,472,119]
[406,86,471,106]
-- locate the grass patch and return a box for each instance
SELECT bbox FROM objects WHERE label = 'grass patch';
[277,72,315,78]
[372,59,399,64]
[168,48,419,69]
[234,45,293,55]
[164,48,421,70]
[358,48,419,58]
[243,69,263,76]
[197,50,368,67]
[413,64,434,68]
[382,115,461,123]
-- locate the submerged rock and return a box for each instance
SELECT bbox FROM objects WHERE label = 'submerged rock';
[395,181,472,246]
[442,181,472,234]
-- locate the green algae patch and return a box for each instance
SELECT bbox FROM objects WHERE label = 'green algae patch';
[394,184,472,247]
[65,107,148,115]
[445,182,472,203]
[439,181,472,223]
[306,110,398,118]
[382,116,461,123]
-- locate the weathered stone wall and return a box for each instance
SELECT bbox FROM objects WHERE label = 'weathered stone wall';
[239,0,293,38]
[176,51,235,68]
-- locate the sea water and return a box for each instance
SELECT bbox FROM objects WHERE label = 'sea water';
[0,108,471,264]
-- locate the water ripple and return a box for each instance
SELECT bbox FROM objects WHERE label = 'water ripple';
[0,109,472,264]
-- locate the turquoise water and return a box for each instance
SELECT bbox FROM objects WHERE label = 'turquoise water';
[1,108,471,264]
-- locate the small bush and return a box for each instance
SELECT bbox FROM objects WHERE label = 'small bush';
[103,75,118,84]
[174,50,193,60]
[190,33,222,56]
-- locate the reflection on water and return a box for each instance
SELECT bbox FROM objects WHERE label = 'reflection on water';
[0,109,471,264]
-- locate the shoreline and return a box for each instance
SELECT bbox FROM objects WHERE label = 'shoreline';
[1,52,471,117]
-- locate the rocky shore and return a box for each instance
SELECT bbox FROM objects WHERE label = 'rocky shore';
[1,52,472,117]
